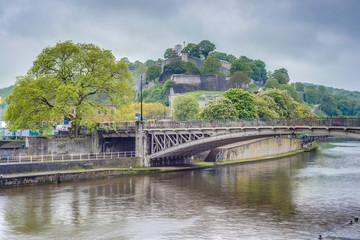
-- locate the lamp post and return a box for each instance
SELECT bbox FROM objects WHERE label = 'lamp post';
[140,75,143,122]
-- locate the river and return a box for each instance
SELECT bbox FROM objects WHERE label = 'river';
[0,142,360,239]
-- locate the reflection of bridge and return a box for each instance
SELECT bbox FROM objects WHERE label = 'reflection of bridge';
[134,118,360,167]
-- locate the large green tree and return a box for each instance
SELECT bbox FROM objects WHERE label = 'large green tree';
[146,65,161,82]
[200,98,238,120]
[230,59,253,76]
[4,41,134,135]
[184,43,200,58]
[173,95,199,121]
[198,40,216,59]
[164,48,178,59]
[273,68,290,84]
[228,71,250,88]
[201,56,221,75]
[223,89,258,119]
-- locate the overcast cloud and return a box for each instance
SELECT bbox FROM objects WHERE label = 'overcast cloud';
[1,0,359,90]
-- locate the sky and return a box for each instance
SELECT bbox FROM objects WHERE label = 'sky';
[1,0,360,91]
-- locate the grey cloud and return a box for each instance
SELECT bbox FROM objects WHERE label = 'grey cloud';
[0,0,359,91]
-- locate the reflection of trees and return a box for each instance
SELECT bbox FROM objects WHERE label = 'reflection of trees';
[2,155,304,236]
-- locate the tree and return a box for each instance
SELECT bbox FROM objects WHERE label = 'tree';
[184,61,201,75]
[200,98,238,120]
[163,60,187,75]
[228,71,250,88]
[126,102,170,120]
[294,82,304,92]
[278,84,302,103]
[249,60,267,81]
[273,68,290,84]
[230,59,253,76]
[201,56,221,75]
[304,88,319,104]
[223,89,257,119]
[198,40,216,59]
[146,65,161,82]
[184,43,200,58]
[173,95,199,121]
[164,48,177,59]
[263,78,280,89]
[209,51,237,63]
[257,89,300,118]
[4,41,134,135]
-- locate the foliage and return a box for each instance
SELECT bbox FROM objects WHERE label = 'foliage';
[138,83,169,105]
[163,79,173,92]
[183,61,201,75]
[164,48,178,59]
[198,40,216,59]
[200,98,238,120]
[163,60,187,75]
[230,59,253,77]
[209,51,237,63]
[223,89,258,119]
[184,43,200,58]
[126,102,170,120]
[256,89,300,118]
[254,94,280,118]
[183,90,224,100]
[304,88,319,104]
[294,82,304,92]
[273,68,290,84]
[4,41,134,135]
[278,84,302,103]
[228,71,250,88]
[146,65,161,82]
[173,95,199,121]
[248,60,267,81]
[263,78,280,89]
[201,56,222,75]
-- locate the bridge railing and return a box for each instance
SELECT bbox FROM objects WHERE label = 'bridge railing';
[0,151,136,165]
[143,118,360,129]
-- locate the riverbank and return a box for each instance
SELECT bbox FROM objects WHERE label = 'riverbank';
[0,148,306,187]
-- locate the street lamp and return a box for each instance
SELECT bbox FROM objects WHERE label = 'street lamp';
[140,75,143,122]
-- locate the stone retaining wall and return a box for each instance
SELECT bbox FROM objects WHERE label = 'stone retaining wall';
[0,169,133,187]
[0,157,141,174]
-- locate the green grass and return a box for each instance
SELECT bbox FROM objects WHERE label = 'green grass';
[183,90,224,100]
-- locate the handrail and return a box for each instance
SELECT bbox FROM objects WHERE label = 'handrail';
[0,151,137,165]
[142,117,360,129]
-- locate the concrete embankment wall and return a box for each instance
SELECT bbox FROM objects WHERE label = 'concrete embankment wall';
[0,157,141,175]
[206,137,302,162]
[0,169,135,187]
[26,134,101,155]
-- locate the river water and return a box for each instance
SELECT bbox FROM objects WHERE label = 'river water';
[1,142,360,240]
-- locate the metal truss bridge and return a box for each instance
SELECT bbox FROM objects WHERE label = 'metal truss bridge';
[139,118,360,164]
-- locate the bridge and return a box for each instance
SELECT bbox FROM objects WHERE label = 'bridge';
[134,118,360,167]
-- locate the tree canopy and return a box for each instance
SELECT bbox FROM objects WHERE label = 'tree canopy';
[223,89,257,119]
[198,40,216,59]
[173,95,199,121]
[4,41,134,135]
[146,65,161,82]
[200,98,238,120]
[228,71,250,88]
[230,59,253,77]
[273,68,290,84]
[201,56,221,75]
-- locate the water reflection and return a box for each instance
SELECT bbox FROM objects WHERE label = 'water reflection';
[0,142,360,239]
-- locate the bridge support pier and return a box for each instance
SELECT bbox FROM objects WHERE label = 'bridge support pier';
[135,121,151,167]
